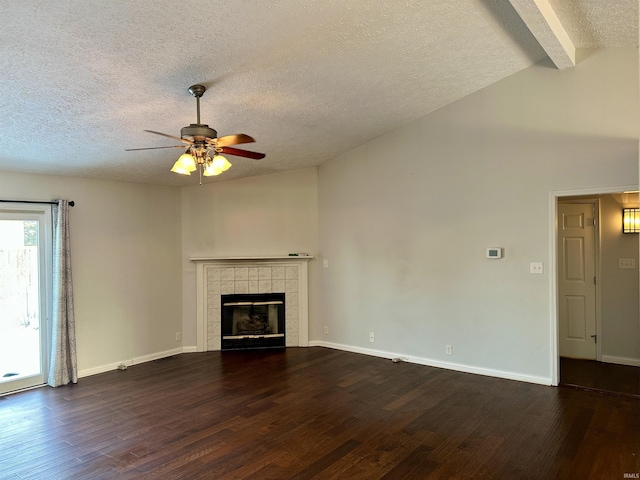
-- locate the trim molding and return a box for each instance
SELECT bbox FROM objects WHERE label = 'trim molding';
[78,347,184,378]
[548,184,639,386]
[308,341,552,386]
[601,355,640,367]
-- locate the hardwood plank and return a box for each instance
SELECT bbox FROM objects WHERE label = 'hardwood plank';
[287,439,361,480]
[380,445,439,478]
[560,356,640,397]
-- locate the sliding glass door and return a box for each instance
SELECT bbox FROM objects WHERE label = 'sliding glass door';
[0,207,51,395]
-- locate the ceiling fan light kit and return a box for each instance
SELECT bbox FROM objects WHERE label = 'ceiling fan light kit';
[126,84,265,184]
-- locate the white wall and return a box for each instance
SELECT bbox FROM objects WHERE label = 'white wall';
[600,194,639,362]
[180,167,318,347]
[315,48,638,384]
[0,171,182,375]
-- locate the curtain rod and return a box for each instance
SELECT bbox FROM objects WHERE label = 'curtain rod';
[0,199,75,207]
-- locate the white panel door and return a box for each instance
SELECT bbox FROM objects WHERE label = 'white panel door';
[558,203,597,359]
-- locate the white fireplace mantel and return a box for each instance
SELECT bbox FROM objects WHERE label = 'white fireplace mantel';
[192,256,313,351]
[191,255,313,262]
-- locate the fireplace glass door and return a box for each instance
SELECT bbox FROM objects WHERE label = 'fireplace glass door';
[221,293,285,350]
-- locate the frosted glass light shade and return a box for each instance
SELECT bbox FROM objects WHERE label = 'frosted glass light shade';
[171,153,197,175]
[213,155,232,172]
[203,163,222,176]
[202,155,232,177]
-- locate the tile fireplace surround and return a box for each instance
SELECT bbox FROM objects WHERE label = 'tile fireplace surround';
[192,256,312,351]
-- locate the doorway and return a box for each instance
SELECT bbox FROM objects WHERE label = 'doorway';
[0,206,52,395]
[552,187,639,395]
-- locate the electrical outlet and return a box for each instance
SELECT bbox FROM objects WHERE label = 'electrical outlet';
[323,259,329,268]
[369,332,375,343]
[530,262,544,274]
[324,325,329,334]
[446,344,453,355]
[175,332,181,342]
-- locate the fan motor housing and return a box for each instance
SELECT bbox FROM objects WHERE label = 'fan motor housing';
[181,124,217,141]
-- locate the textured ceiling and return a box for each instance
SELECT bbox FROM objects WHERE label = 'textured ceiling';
[548,0,638,47]
[0,0,636,187]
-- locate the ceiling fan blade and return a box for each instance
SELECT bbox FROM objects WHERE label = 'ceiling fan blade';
[220,146,265,160]
[144,130,192,145]
[125,145,186,151]
[213,134,255,147]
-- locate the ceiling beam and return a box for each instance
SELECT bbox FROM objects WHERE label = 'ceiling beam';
[508,0,575,69]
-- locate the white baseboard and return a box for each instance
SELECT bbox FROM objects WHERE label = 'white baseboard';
[79,342,555,386]
[308,340,552,386]
[601,355,640,367]
[78,347,185,378]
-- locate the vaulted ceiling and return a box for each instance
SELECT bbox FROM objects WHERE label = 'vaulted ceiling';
[0,0,637,186]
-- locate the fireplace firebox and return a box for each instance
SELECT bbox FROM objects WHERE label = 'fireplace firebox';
[221,293,285,350]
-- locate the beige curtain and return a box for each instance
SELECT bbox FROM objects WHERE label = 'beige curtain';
[48,199,77,387]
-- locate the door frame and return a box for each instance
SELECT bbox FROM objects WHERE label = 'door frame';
[549,184,638,386]
[0,203,53,394]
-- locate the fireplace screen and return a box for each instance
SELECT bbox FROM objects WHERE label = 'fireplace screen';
[221,293,285,350]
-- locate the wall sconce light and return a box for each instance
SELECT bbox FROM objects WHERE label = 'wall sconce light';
[622,208,640,233]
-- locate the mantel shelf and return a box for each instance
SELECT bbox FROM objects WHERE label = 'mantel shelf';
[191,255,314,262]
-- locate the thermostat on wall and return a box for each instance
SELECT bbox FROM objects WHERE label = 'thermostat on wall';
[486,247,503,259]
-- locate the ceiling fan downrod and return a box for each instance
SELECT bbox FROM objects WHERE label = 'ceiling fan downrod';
[188,84,206,125]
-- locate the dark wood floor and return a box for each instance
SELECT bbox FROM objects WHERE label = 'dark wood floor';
[1,348,638,479]
[560,356,640,398]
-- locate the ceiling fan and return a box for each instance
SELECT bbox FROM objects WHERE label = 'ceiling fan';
[126,84,265,183]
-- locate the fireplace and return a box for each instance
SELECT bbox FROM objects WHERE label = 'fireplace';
[221,293,285,350]
[192,256,312,351]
